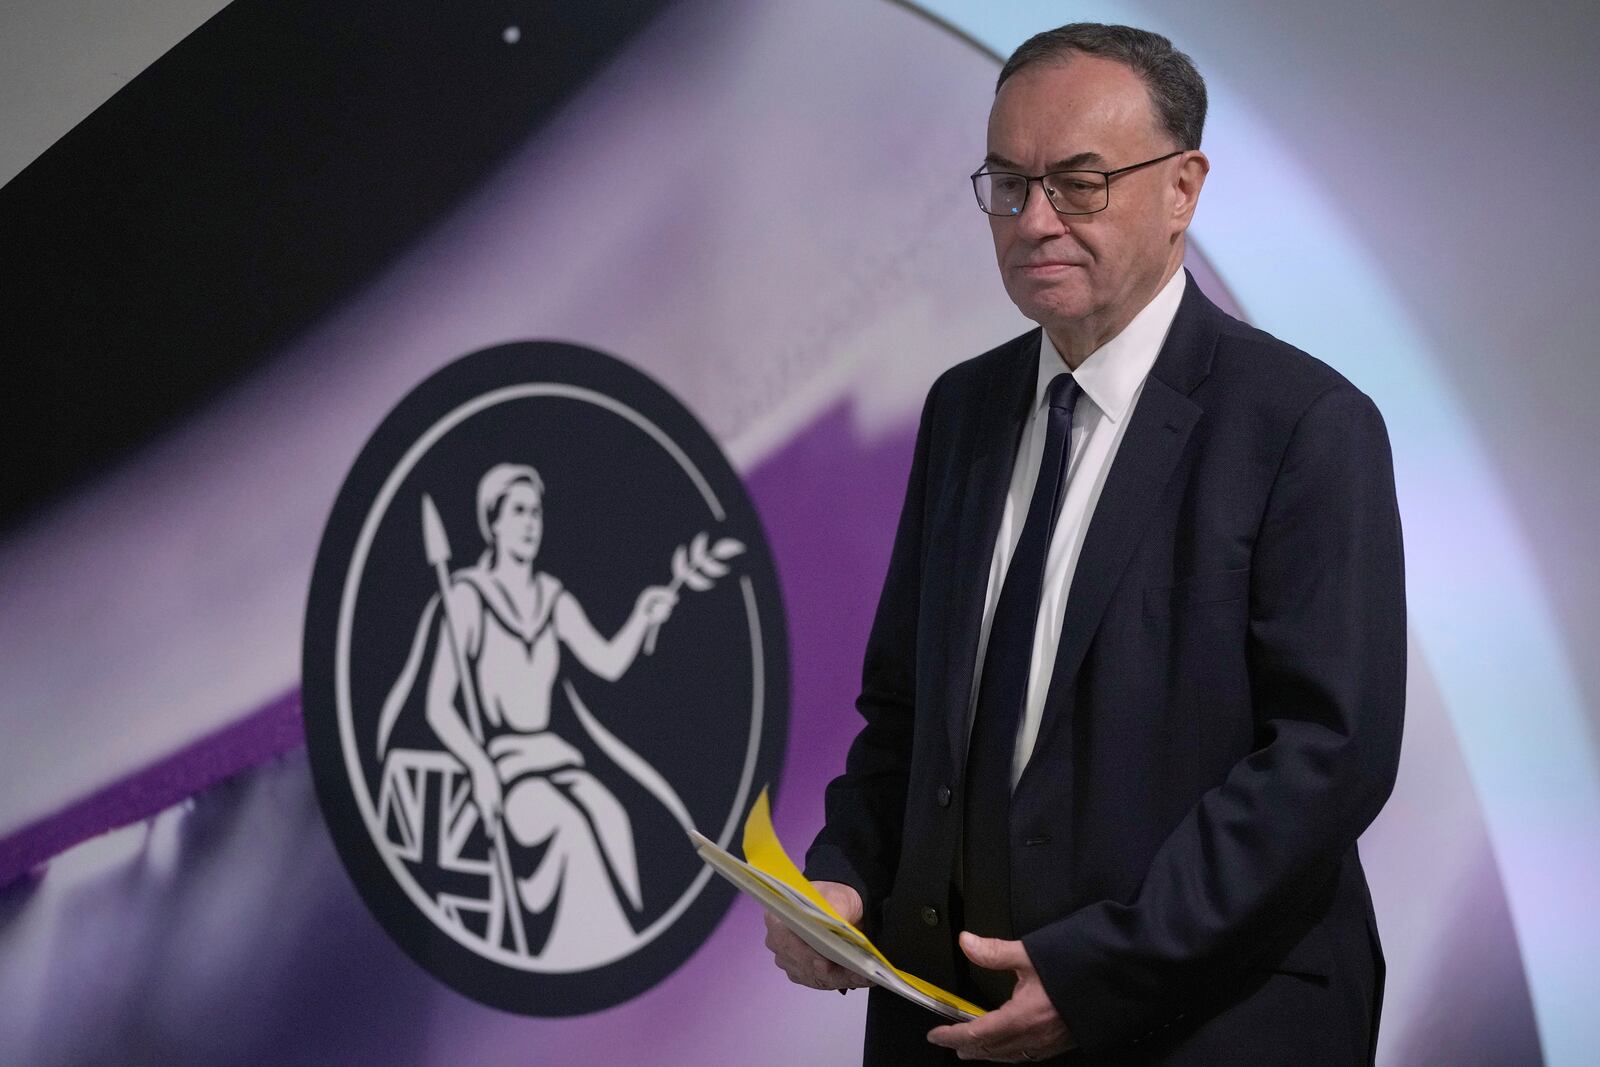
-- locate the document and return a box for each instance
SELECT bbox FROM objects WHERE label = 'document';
[691,789,984,1022]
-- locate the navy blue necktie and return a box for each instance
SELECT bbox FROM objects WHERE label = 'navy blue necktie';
[962,371,1080,962]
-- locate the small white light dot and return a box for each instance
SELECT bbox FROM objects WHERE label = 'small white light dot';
[502,25,521,45]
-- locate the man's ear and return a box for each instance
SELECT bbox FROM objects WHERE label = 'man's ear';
[1170,150,1210,234]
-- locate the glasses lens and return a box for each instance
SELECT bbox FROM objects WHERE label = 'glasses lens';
[973,171,1109,215]
[1042,172,1108,214]
[974,172,1028,216]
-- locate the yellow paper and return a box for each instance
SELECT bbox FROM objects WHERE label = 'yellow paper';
[739,787,986,1019]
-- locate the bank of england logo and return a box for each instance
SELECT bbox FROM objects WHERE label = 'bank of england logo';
[302,342,788,1014]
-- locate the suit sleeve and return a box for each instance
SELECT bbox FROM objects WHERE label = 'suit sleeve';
[803,375,943,912]
[1022,383,1406,1050]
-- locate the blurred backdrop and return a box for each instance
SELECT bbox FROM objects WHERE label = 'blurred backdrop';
[2,1,1596,1064]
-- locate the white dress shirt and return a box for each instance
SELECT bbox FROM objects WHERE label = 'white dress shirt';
[968,268,1187,787]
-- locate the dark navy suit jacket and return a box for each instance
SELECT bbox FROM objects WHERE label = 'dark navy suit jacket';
[805,275,1405,1065]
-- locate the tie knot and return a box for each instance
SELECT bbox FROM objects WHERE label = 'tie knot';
[1047,373,1079,412]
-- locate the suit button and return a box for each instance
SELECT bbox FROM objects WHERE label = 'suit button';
[936,784,952,807]
[919,906,940,927]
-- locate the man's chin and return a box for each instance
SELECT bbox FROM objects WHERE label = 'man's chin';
[1014,295,1096,332]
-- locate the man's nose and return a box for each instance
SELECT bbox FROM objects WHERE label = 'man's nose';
[1015,180,1067,239]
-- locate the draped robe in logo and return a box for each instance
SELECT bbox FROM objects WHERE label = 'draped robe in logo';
[378,565,645,965]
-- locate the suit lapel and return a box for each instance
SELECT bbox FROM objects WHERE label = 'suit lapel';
[944,331,1038,769]
[1022,276,1221,776]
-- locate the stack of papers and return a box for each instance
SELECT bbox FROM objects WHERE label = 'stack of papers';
[692,789,983,1022]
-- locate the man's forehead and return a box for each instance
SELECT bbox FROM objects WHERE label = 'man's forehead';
[986,55,1160,155]
[983,148,1108,171]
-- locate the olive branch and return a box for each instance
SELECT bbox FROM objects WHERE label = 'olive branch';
[644,531,745,654]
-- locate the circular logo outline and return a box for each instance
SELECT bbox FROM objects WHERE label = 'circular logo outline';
[303,341,788,1014]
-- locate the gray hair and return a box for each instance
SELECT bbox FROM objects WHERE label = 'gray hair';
[996,23,1207,151]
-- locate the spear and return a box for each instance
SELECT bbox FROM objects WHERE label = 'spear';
[421,494,528,957]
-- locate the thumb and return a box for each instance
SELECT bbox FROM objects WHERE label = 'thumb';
[959,931,1025,972]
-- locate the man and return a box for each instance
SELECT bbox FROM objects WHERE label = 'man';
[764,23,1404,1067]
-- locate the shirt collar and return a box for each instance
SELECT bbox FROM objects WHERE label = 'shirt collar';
[1035,268,1186,424]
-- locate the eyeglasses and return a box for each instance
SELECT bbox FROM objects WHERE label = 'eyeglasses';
[969,150,1184,217]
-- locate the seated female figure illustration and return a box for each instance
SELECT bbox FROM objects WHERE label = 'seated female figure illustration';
[391,463,677,965]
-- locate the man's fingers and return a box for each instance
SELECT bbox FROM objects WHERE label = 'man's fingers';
[928,1001,1031,1058]
[762,912,868,989]
[959,930,1028,973]
[757,882,873,993]
[788,957,866,990]
[814,880,866,927]
[763,915,809,966]
[813,960,870,989]
[763,921,783,954]
[928,1009,1003,1048]
[930,977,1073,1063]
[929,1020,989,1057]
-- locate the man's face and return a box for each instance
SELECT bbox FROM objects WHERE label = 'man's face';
[984,55,1187,340]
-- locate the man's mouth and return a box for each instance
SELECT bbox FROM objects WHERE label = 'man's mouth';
[1017,261,1081,275]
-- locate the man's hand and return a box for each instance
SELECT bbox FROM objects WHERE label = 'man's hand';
[927,932,1074,1062]
[762,880,873,991]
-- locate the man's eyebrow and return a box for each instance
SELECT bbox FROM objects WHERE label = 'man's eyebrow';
[981,150,1107,171]
[1049,151,1106,170]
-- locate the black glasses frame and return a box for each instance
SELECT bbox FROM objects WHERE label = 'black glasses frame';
[969,150,1186,216]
